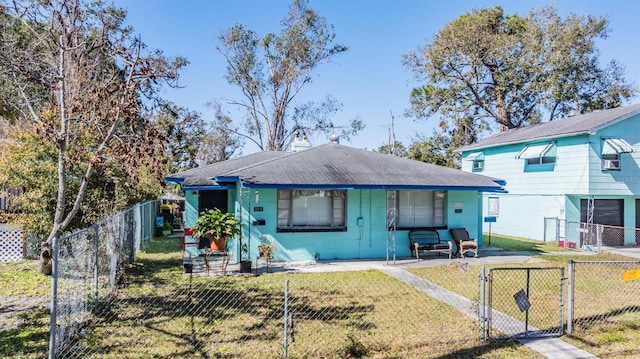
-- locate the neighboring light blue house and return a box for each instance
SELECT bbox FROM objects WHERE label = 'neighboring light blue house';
[166,142,506,262]
[458,103,640,246]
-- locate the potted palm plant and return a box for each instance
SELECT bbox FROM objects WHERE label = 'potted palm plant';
[192,208,241,251]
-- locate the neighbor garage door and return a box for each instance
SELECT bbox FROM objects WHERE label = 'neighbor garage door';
[580,199,624,246]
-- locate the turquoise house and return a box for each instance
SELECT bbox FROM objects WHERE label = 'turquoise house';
[167,143,506,263]
[458,103,640,246]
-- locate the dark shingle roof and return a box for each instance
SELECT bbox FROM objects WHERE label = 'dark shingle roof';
[170,143,504,191]
[459,103,640,151]
[166,151,287,186]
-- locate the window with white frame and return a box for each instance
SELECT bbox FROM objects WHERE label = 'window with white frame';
[277,189,346,231]
[387,190,447,228]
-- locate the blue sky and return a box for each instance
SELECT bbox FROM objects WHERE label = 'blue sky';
[115,0,640,153]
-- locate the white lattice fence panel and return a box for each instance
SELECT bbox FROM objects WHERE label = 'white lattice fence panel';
[0,229,24,261]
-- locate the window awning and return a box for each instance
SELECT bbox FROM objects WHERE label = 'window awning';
[515,142,556,159]
[602,138,635,155]
[465,152,484,161]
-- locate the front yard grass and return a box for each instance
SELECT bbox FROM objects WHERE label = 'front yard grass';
[0,260,50,358]
[65,236,544,358]
[484,233,568,253]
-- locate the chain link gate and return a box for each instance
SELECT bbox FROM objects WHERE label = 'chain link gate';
[480,267,565,341]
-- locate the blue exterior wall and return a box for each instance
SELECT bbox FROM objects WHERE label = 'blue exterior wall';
[186,187,482,262]
[588,118,640,195]
[184,191,198,228]
[463,113,640,242]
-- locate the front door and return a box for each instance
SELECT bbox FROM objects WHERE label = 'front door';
[198,190,228,213]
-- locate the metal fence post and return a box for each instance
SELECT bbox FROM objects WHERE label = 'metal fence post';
[567,259,574,334]
[94,225,99,304]
[559,267,565,335]
[283,278,289,359]
[596,224,602,254]
[48,236,59,359]
[479,266,486,342]
[524,268,530,336]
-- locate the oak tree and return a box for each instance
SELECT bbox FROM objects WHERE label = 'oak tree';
[403,6,636,132]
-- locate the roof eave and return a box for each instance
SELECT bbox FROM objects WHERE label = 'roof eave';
[240,183,505,192]
[164,176,185,184]
[588,108,640,134]
[457,131,587,152]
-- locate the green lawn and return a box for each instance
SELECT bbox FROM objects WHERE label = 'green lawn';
[484,233,568,253]
[63,236,544,359]
[0,260,51,358]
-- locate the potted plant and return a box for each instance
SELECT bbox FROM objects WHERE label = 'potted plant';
[162,220,173,236]
[239,243,252,273]
[192,208,241,251]
[258,242,277,259]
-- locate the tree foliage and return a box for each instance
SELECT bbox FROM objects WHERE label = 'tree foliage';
[406,115,485,168]
[216,0,362,151]
[154,102,207,173]
[375,141,408,158]
[195,102,243,166]
[0,123,162,241]
[403,6,636,132]
[0,0,187,246]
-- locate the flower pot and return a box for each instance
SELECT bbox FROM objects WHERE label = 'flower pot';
[183,263,193,273]
[239,260,252,273]
[209,236,228,251]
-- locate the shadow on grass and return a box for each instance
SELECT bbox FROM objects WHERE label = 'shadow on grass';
[430,339,536,359]
[0,308,50,358]
[571,305,640,333]
[64,260,378,358]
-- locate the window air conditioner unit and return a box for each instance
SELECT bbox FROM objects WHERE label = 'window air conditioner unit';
[473,161,484,170]
[603,159,620,170]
